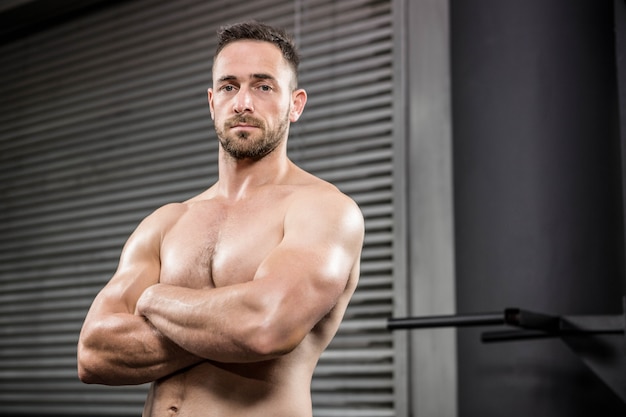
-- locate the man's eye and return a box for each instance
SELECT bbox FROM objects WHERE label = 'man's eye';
[259,85,272,92]
[221,85,236,92]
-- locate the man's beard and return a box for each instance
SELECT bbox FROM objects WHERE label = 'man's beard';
[215,113,289,161]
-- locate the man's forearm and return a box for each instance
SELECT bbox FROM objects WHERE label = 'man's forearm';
[136,283,287,363]
[78,312,203,385]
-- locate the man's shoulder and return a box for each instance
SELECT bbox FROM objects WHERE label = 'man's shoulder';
[284,175,364,254]
[136,202,189,236]
[296,167,355,197]
[289,164,343,195]
[151,202,189,218]
[287,172,363,225]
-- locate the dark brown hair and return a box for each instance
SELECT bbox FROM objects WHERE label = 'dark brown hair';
[215,21,300,85]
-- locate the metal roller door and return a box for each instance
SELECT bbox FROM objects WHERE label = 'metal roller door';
[0,0,397,415]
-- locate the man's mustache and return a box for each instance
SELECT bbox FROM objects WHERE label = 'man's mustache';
[227,116,263,128]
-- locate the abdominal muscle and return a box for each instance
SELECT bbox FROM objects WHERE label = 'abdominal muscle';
[142,343,317,417]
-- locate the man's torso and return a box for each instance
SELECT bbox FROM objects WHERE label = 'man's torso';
[142,180,345,416]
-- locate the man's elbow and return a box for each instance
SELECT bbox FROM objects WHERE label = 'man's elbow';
[76,347,103,384]
[77,365,99,384]
[76,340,121,385]
[246,325,302,358]
[77,348,136,385]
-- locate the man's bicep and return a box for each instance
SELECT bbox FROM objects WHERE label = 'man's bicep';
[89,211,164,316]
[93,260,160,316]
[253,193,364,324]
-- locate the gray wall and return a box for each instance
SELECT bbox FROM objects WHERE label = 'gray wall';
[451,0,626,415]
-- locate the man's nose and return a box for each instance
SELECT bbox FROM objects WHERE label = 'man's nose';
[233,88,254,113]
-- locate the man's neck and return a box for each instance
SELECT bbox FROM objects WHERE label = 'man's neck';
[216,147,290,200]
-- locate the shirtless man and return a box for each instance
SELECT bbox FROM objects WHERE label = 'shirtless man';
[77,21,364,417]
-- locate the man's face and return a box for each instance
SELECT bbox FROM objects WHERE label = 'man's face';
[208,40,306,160]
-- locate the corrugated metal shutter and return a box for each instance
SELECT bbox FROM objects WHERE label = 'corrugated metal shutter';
[0,0,395,415]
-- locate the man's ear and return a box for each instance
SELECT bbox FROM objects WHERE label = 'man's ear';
[289,88,307,122]
[207,88,215,120]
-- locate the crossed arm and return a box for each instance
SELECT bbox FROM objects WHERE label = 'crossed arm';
[77,193,364,385]
[77,205,203,385]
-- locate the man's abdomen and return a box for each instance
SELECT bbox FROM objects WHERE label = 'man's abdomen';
[143,358,313,417]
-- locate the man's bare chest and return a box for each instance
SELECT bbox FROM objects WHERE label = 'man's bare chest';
[158,200,285,289]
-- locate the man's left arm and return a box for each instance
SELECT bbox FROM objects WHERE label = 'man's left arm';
[135,191,364,363]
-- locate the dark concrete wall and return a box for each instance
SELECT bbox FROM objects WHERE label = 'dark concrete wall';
[451,0,626,415]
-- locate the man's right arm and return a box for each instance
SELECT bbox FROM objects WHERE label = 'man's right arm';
[77,205,202,385]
